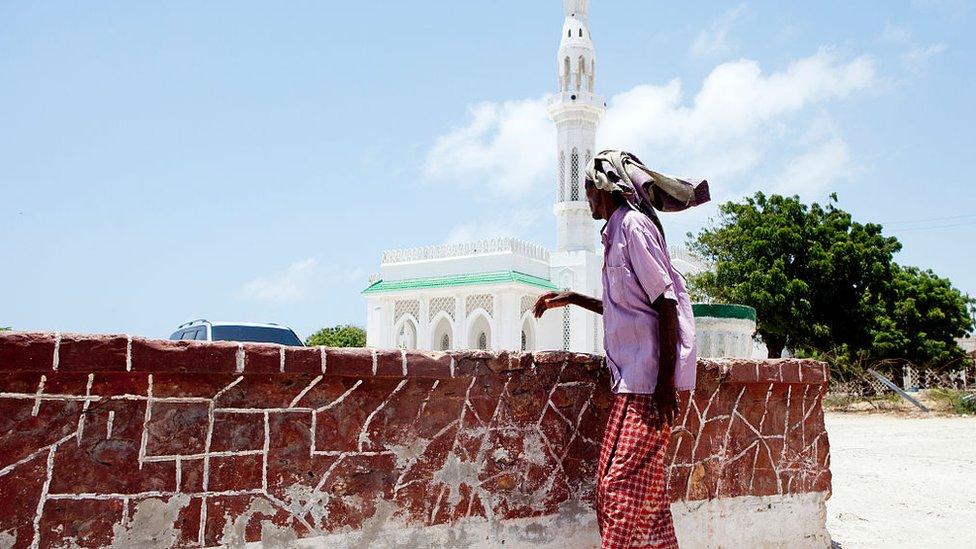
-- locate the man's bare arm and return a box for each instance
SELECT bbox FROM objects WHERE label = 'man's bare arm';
[532,291,603,318]
[654,295,679,426]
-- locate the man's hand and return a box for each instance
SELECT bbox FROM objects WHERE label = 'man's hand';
[533,291,576,318]
[653,383,679,428]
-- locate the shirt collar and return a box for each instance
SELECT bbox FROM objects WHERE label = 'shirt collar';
[600,204,630,245]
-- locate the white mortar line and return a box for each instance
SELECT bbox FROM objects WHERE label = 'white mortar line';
[315,379,362,412]
[302,455,347,515]
[758,383,774,434]
[357,379,408,451]
[261,491,318,534]
[236,343,245,373]
[289,375,322,408]
[462,376,513,522]
[109,394,208,403]
[31,375,46,416]
[30,444,57,549]
[214,407,314,414]
[262,411,270,492]
[142,450,264,462]
[535,363,566,429]
[120,497,129,526]
[175,456,182,492]
[311,450,394,457]
[47,488,265,500]
[213,376,244,400]
[0,433,75,478]
[309,411,316,457]
[415,379,439,419]
[715,387,747,495]
[126,335,132,372]
[106,410,115,439]
[371,349,377,375]
[560,381,598,467]
[279,346,286,373]
[137,374,153,470]
[393,418,459,493]
[1,391,105,404]
[400,349,407,376]
[554,381,590,388]
[75,373,95,445]
[781,385,793,462]
[320,347,327,374]
[748,440,761,493]
[449,357,455,378]
[52,332,60,371]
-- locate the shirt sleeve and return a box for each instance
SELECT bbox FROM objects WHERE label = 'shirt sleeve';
[623,218,677,303]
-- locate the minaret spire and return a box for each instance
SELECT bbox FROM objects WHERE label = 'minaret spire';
[549,0,605,252]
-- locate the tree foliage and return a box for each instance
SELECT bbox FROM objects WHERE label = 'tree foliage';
[305,324,366,347]
[688,192,973,373]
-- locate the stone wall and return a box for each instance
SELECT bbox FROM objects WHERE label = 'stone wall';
[0,333,831,548]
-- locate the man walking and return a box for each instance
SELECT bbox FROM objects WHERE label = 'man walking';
[534,150,709,548]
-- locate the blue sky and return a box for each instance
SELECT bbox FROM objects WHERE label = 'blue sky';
[2,0,974,339]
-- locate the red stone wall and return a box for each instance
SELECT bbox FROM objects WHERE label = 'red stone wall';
[0,333,830,548]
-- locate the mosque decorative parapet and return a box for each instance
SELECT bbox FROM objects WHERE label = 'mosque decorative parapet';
[381,238,551,265]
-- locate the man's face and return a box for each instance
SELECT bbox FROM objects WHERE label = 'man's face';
[585,180,602,219]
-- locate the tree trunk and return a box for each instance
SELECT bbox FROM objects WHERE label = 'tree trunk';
[764,334,786,359]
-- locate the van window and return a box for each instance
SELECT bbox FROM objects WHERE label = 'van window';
[211,326,303,346]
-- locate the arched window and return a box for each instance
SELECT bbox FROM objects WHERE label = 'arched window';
[563,57,571,91]
[562,306,571,351]
[478,332,487,350]
[521,330,527,351]
[570,148,580,201]
[396,319,417,350]
[431,315,453,352]
[579,28,583,37]
[576,55,584,91]
[558,151,566,201]
[585,149,592,185]
[568,29,571,37]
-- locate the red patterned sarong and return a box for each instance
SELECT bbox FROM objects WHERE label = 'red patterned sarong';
[596,394,678,549]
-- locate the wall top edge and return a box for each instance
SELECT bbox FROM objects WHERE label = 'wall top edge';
[0,332,828,385]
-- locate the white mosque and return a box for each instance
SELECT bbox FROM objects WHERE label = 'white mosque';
[364,1,751,355]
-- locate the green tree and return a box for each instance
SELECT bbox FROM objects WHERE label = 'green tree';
[689,192,900,358]
[868,265,973,371]
[305,324,366,347]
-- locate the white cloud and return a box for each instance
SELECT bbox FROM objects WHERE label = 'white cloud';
[903,43,948,71]
[237,259,364,304]
[423,98,554,197]
[599,48,874,181]
[878,23,949,73]
[691,4,747,57]
[772,137,852,198]
[444,208,547,244]
[881,22,912,44]
[424,48,875,205]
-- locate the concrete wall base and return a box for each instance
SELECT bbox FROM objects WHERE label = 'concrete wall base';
[235,492,830,549]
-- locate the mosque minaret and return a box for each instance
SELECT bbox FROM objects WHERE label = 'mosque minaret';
[363,1,731,356]
[547,0,606,352]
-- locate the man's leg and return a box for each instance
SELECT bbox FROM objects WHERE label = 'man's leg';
[596,393,629,535]
[596,394,677,549]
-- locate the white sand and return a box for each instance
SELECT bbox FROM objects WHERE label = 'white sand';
[825,413,976,548]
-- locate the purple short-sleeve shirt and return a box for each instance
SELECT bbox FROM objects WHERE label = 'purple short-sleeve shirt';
[601,205,698,394]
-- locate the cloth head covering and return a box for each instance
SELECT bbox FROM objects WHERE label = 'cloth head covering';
[585,150,711,221]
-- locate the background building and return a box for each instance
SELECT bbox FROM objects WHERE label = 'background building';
[364,0,719,353]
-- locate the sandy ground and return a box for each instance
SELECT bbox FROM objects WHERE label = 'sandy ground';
[825,413,976,548]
